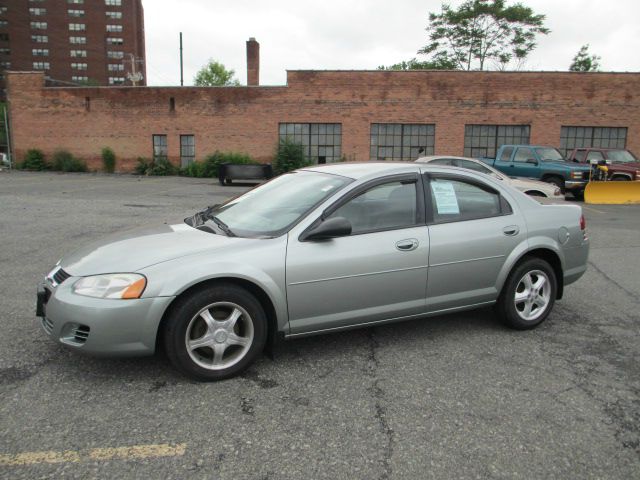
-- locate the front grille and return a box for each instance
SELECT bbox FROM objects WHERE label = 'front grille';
[52,268,71,286]
[41,317,54,334]
[73,325,90,344]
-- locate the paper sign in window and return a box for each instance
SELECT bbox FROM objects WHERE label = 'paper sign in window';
[432,181,460,214]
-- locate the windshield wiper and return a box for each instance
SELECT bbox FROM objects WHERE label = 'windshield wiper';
[204,212,236,237]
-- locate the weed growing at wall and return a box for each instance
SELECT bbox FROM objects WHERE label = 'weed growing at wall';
[19,149,48,170]
[101,147,116,173]
[180,151,257,178]
[51,150,87,172]
[273,138,310,174]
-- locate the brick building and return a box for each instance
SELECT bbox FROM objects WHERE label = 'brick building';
[5,41,640,171]
[0,0,145,98]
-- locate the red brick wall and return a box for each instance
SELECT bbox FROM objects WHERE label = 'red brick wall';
[6,70,640,172]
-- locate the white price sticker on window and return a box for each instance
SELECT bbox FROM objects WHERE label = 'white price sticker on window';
[432,181,460,214]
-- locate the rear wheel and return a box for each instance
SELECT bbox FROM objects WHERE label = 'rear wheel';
[163,284,267,381]
[611,175,629,181]
[496,257,557,330]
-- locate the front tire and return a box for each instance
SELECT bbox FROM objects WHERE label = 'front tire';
[496,257,557,330]
[163,284,267,381]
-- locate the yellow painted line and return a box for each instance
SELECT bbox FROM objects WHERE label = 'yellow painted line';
[0,443,186,467]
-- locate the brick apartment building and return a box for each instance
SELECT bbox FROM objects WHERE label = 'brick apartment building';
[0,0,145,98]
[5,38,640,171]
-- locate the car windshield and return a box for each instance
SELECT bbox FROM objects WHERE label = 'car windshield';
[607,150,637,163]
[535,148,564,162]
[193,171,352,238]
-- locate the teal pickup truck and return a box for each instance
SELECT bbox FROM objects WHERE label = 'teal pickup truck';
[480,145,591,198]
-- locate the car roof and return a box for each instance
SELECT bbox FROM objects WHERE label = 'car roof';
[416,155,480,162]
[302,162,421,179]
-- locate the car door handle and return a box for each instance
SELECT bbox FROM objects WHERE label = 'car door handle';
[396,239,419,251]
[502,225,520,236]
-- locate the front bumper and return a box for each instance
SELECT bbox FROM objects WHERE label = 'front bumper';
[37,278,175,357]
[564,179,589,191]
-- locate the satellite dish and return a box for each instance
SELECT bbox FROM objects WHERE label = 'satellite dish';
[127,72,143,82]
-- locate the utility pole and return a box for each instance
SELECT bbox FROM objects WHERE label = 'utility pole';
[179,32,184,86]
[126,53,143,86]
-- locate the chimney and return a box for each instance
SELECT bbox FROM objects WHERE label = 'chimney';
[246,37,260,86]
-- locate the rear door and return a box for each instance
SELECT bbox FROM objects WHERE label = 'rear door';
[421,171,525,312]
[285,174,429,334]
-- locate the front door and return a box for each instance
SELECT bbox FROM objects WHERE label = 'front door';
[286,175,429,334]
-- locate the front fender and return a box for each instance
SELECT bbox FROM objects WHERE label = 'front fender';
[138,245,289,331]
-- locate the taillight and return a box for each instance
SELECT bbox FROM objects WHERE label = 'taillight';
[580,214,586,230]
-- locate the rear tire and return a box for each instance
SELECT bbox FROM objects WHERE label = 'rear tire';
[496,257,557,330]
[163,284,267,381]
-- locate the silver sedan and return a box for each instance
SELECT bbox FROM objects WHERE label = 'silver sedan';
[37,163,589,381]
[416,155,564,199]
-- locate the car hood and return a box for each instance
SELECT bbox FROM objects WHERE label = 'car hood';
[544,160,591,171]
[61,223,245,276]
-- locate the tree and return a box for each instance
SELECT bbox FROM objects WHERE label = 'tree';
[569,44,601,72]
[193,60,240,86]
[377,55,458,71]
[419,0,550,71]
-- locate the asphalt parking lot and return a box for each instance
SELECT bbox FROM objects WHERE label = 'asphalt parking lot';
[1,171,639,479]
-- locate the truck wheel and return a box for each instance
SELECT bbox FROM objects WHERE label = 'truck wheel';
[611,175,629,181]
[544,176,564,192]
[163,284,267,381]
[496,257,557,330]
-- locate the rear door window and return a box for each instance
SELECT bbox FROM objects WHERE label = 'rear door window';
[513,147,535,163]
[426,176,511,224]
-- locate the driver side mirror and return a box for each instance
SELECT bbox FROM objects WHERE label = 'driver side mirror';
[526,158,538,165]
[300,216,352,241]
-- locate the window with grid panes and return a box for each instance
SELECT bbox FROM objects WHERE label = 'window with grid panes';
[180,135,195,167]
[153,135,168,160]
[463,125,530,158]
[559,126,627,156]
[278,123,342,163]
[370,124,435,160]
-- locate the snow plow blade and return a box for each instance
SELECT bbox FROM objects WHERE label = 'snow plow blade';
[584,181,640,204]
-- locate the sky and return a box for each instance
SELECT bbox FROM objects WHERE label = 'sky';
[143,0,640,86]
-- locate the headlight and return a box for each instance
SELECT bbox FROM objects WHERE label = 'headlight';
[554,188,561,196]
[570,171,583,179]
[73,274,147,299]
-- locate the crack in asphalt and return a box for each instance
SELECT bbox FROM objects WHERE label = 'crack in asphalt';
[538,305,640,457]
[366,329,394,480]
[587,260,640,302]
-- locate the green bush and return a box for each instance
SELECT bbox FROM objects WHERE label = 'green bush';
[19,149,48,170]
[51,150,87,172]
[180,160,206,178]
[180,151,257,178]
[274,137,310,174]
[134,157,150,175]
[149,157,177,176]
[101,147,116,173]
